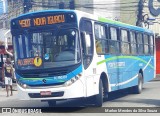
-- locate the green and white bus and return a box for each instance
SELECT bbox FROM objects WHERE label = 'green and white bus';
[11,10,155,107]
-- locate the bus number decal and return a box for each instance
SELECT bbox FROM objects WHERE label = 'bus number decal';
[19,19,31,28]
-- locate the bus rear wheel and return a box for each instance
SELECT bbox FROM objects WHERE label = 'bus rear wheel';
[48,100,56,107]
[133,73,143,94]
[94,79,103,107]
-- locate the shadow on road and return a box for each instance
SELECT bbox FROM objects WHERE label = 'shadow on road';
[44,87,141,112]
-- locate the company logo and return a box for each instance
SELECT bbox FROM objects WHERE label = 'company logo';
[42,79,47,83]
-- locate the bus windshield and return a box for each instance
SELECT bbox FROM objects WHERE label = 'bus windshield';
[13,28,81,70]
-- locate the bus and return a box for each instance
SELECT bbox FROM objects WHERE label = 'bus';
[10,10,155,107]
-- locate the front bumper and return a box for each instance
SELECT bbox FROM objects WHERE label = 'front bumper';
[17,79,85,100]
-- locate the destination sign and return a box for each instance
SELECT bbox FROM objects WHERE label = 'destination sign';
[18,14,65,28]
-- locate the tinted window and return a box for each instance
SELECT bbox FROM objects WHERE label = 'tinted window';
[130,31,137,54]
[121,29,130,54]
[137,33,143,54]
[109,27,119,54]
[150,35,154,55]
[144,34,149,55]
[95,23,108,54]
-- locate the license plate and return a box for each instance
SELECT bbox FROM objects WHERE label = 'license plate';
[40,91,51,96]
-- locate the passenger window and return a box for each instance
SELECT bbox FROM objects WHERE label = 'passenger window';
[150,36,154,55]
[121,29,130,54]
[144,34,149,55]
[137,33,143,54]
[130,31,137,55]
[109,27,119,54]
[94,23,108,54]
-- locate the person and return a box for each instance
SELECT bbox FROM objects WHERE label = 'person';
[2,58,13,97]
[96,40,103,54]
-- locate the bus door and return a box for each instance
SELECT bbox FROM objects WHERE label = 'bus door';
[80,19,95,96]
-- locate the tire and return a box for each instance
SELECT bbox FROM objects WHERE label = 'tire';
[48,100,56,107]
[133,73,143,94]
[94,79,103,107]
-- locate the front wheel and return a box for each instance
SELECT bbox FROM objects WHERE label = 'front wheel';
[94,79,103,107]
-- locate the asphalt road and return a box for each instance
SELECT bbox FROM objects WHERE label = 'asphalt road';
[0,78,160,116]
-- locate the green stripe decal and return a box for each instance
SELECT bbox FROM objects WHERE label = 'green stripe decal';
[97,56,154,69]
[98,17,132,27]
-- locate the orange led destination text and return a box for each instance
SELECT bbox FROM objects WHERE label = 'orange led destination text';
[18,58,34,66]
[47,15,65,24]
[19,19,31,28]
[33,15,65,26]
[19,15,65,27]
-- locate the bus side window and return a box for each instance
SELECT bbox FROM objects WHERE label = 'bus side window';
[109,27,119,54]
[150,35,154,55]
[144,34,149,55]
[94,23,108,54]
[130,31,137,55]
[137,33,144,55]
[121,29,130,55]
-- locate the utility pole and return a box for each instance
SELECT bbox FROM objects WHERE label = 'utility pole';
[23,0,32,13]
[69,0,75,10]
[136,0,144,27]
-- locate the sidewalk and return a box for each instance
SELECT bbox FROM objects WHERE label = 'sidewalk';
[0,87,18,102]
[152,74,160,81]
[0,83,18,102]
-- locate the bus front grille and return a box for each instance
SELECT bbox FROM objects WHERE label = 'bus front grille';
[19,69,68,78]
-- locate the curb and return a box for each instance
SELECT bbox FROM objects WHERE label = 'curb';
[151,78,160,81]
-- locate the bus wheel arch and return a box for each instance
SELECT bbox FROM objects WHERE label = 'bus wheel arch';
[93,72,109,107]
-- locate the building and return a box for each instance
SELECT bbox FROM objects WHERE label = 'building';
[140,0,160,74]
[0,0,7,15]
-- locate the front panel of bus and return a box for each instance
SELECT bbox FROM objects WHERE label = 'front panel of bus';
[11,11,85,100]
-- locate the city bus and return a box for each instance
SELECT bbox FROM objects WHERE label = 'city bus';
[10,10,155,107]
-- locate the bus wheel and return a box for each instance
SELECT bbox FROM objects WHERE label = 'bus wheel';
[133,73,143,94]
[48,100,56,107]
[94,79,103,107]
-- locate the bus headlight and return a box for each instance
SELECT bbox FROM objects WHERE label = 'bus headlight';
[18,81,29,89]
[64,74,82,86]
